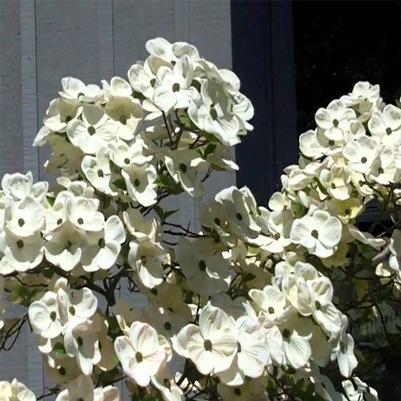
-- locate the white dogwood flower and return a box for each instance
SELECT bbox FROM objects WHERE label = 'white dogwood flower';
[65,197,104,232]
[128,241,168,289]
[59,77,103,104]
[176,237,233,297]
[57,287,98,329]
[0,379,36,401]
[368,104,401,145]
[315,99,355,141]
[218,316,269,386]
[2,172,48,202]
[67,105,118,155]
[64,320,101,375]
[290,209,342,258]
[122,164,158,207]
[153,57,198,112]
[5,197,44,237]
[55,375,119,401]
[174,303,237,375]
[114,321,169,387]
[81,148,117,196]
[82,215,126,272]
[29,291,64,339]
[343,135,380,174]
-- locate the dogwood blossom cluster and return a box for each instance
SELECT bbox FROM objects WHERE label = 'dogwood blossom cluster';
[34,37,252,204]
[0,39,395,401]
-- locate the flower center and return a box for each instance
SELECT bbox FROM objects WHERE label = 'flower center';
[50,311,57,321]
[179,163,187,173]
[135,351,143,363]
[77,336,83,346]
[16,240,24,248]
[172,83,180,92]
[332,119,339,127]
[198,260,206,271]
[311,229,319,239]
[87,126,96,135]
[361,157,367,164]
[282,328,290,339]
[18,218,25,227]
[203,339,212,351]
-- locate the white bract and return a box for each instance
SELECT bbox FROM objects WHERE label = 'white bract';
[174,303,237,375]
[290,208,342,258]
[114,321,170,387]
[0,379,36,401]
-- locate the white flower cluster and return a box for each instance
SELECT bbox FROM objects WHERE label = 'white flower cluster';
[34,37,252,204]
[0,172,125,274]
[1,40,395,401]
[28,279,110,377]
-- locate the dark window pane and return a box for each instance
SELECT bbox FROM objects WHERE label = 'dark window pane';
[293,1,401,133]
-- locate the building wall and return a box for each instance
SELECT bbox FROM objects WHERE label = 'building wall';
[0,0,233,398]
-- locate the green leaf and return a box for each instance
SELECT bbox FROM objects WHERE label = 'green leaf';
[155,174,175,188]
[112,178,126,190]
[358,242,376,260]
[153,205,165,221]
[203,143,217,158]
[51,342,66,357]
[243,272,256,282]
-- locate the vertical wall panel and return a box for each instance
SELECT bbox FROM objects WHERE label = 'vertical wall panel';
[112,0,175,76]
[0,0,29,389]
[0,0,24,175]
[21,0,39,179]
[36,0,112,179]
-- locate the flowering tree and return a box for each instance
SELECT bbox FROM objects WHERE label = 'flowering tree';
[0,38,397,401]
